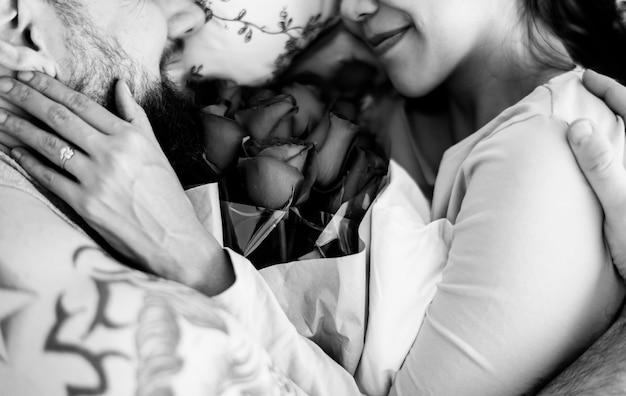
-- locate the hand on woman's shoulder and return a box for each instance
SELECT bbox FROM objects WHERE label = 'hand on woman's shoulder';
[567,70,626,278]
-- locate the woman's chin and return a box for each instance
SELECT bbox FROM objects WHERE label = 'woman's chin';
[388,72,437,99]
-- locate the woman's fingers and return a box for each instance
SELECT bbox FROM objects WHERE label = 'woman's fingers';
[583,70,626,120]
[14,71,126,136]
[10,147,82,207]
[114,80,160,146]
[0,76,99,150]
[0,109,88,178]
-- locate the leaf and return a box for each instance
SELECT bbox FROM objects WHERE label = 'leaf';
[238,25,247,35]
[278,21,286,31]
[245,30,253,43]
[236,9,247,20]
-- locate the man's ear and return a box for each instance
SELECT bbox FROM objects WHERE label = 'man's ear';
[0,0,58,77]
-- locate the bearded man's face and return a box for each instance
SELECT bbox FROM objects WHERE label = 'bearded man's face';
[49,0,209,184]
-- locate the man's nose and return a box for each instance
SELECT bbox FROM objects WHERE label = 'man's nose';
[155,0,207,40]
[341,0,379,22]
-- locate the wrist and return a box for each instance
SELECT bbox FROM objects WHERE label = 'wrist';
[164,230,235,296]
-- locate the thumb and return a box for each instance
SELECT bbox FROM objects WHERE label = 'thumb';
[567,118,626,216]
[115,80,159,145]
[568,119,626,278]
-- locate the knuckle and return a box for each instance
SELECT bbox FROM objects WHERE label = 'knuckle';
[66,93,89,112]
[110,120,128,133]
[30,73,50,93]
[13,84,33,103]
[588,150,615,178]
[48,105,71,126]
[40,169,56,185]
[40,134,61,154]
[4,115,26,135]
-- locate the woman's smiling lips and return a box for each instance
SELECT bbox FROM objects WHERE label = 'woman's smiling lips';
[366,26,411,55]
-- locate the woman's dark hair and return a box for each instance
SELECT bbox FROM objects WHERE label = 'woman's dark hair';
[524,0,626,83]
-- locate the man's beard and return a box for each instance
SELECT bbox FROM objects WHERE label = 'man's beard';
[60,19,212,188]
[139,80,211,188]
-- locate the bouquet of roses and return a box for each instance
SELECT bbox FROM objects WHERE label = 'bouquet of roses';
[194,25,390,268]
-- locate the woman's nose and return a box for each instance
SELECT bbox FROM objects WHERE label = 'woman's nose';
[340,0,379,22]
[155,0,207,40]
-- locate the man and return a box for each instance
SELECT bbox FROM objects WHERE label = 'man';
[0,0,360,394]
[0,0,625,395]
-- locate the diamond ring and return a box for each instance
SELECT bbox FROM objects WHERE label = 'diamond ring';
[59,145,75,170]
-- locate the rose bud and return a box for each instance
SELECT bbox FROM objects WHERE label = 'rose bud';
[235,94,297,141]
[239,156,304,210]
[281,84,325,136]
[313,113,359,188]
[200,112,248,171]
[257,142,312,173]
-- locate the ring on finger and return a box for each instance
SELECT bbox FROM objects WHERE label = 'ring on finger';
[59,145,76,170]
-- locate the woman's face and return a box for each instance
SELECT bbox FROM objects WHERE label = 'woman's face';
[341,0,503,97]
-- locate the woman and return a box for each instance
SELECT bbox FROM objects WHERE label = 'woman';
[336,0,626,394]
[1,0,625,395]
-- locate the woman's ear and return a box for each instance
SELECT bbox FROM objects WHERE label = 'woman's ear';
[0,0,58,77]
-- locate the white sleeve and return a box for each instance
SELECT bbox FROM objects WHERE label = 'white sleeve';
[390,115,625,396]
[212,249,364,396]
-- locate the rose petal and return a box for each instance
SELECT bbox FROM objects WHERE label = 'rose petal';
[203,103,228,117]
[332,98,360,123]
[342,147,386,204]
[239,156,304,210]
[271,116,295,140]
[200,113,247,171]
[235,94,297,141]
[214,79,244,115]
[313,113,359,187]
[305,112,331,148]
[258,142,312,173]
[281,84,325,136]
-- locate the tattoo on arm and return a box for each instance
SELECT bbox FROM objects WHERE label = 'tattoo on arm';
[3,245,298,396]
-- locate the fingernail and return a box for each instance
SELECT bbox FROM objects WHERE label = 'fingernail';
[0,78,14,93]
[10,148,22,160]
[0,110,7,124]
[569,120,593,146]
[17,71,34,82]
[121,81,132,97]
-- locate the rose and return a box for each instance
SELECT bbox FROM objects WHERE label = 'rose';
[201,82,367,210]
